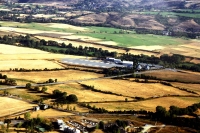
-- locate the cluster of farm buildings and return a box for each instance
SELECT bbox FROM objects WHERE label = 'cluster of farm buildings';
[61,57,164,70]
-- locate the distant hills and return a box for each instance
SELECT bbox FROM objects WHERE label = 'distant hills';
[17,0,200,9]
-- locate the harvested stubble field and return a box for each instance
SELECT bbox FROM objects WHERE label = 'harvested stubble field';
[46,84,130,102]
[0,97,35,117]
[171,82,200,95]
[144,71,200,83]
[89,97,200,112]
[2,70,103,83]
[81,79,193,98]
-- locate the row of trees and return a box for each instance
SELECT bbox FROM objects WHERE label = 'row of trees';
[25,83,48,93]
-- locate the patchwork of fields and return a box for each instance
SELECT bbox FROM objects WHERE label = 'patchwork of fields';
[89,97,200,111]
[0,21,199,115]
[0,21,199,59]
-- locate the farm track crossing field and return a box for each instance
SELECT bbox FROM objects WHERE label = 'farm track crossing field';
[0,97,35,117]
[89,97,200,112]
[81,79,194,98]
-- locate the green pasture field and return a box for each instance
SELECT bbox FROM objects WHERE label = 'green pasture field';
[79,31,188,47]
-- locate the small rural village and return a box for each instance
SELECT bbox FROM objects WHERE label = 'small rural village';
[0,0,200,133]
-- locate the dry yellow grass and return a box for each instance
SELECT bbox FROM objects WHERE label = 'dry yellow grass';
[31,109,74,118]
[172,82,200,95]
[0,44,48,54]
[0,97,35,117]
[46,84,129,102]
[0,43,89,70]
[81,79,192,98]
[2,70,103,83]
[89,97,200,112]
[0,60,64,70]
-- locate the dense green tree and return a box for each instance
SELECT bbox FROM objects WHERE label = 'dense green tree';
[25,83,32,89]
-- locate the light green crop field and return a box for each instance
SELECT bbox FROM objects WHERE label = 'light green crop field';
[79,32,188,47]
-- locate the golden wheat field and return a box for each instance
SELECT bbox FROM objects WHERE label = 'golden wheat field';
[81,79,193,98]
[89,97,200,112]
